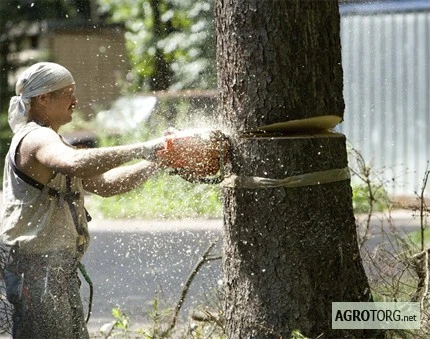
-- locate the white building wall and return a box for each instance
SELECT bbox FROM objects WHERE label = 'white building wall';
[339,10,430,197]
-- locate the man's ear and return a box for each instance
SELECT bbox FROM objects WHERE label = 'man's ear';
[34,93,49,106]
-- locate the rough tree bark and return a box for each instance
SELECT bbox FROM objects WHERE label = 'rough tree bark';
[216,1,377,338]
[150,0,173,91]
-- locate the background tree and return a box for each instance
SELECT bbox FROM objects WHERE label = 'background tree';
[97,0,216,92]
[216,0,379,337]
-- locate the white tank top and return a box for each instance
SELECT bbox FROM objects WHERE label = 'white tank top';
[0,122,90,258]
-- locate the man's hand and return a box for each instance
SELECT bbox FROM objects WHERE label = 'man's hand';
[140,128,179,162]
[140,136,166,161]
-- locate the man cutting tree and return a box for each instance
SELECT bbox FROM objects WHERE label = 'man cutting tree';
[0,62,167,338]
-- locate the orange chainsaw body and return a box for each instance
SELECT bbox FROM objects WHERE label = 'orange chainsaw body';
[156,129,229,181]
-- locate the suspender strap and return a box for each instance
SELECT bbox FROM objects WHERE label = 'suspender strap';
[65,176,88,254]
[8,154,61,197]
[7,153,92,225]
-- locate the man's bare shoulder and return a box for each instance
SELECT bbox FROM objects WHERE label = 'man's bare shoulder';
[16,126,78,182]
[18,126,68,166]
[20,126,63,151]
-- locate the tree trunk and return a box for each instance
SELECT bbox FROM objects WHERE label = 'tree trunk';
[0,38,11,113]
[216,1,377,338]
[216,0,345,132]
[150,0,172,91]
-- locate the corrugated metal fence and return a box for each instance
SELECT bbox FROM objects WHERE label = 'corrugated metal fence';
[339,8,430,197]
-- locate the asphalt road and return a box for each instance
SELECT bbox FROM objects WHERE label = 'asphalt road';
[81,218,223,335]
[356,209,423,251]
[79,210,424,335]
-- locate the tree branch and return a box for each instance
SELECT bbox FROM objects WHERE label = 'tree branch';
[165,237,221,335]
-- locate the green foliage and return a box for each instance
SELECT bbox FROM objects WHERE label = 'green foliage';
[141,296,173,338]
[87,172,223,220]
[0,111,12,186]
[408,227,430,248]
[348,146,391,214]
[100,291,226,338]
[352,183,390,214]
[290,330,310,339]
[111,307,130,331]
[0,0,90,24]
[99,306,132,337]
[96,0,216,92]
[100,297,173,338]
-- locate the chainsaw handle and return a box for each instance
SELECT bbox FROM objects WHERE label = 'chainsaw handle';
[141,137,166,161]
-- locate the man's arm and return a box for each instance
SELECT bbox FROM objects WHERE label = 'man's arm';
[82,160,160,197]
[17,127,164,183]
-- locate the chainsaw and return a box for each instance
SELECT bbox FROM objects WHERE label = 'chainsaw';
[156,128,230,184]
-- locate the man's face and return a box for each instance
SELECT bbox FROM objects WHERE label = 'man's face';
[46,85,78,126]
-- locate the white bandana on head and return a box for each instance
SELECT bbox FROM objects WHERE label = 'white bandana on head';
[8,62,75,133]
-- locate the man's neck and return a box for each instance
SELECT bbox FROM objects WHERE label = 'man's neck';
[31,119,47,127]
[29,118,59,132]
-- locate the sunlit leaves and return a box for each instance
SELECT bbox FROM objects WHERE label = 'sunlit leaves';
[96,0,216,92]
